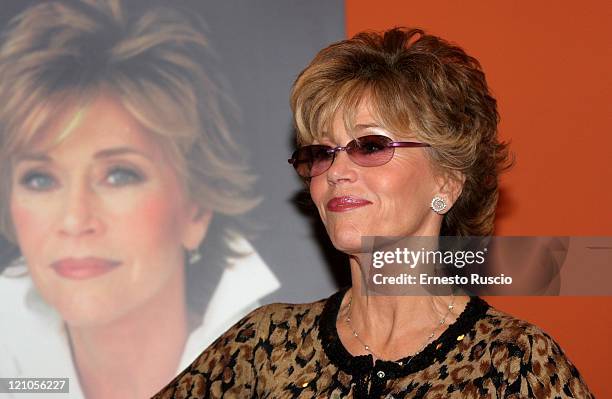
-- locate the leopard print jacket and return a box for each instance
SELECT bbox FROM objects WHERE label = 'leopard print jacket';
[153,290,594,398]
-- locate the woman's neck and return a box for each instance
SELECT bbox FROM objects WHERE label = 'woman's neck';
[67,268,189,399]
[341,257,469,361]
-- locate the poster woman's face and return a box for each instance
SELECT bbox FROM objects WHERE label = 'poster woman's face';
[10,94,210,327]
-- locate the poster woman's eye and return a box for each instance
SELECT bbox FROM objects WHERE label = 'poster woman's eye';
[106,166,145,186]
[19,171,57,191]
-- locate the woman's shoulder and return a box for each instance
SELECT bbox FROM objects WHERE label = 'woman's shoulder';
[480,302,571,350]
[206,294,331,345]
[474,300,594,398]
[222,294,330,340]
[154,294,334,397]
[257,295,329,320]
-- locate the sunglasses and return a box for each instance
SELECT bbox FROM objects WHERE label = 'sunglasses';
[288,134,430,178]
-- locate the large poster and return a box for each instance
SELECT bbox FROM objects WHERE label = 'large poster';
[0,1,344,398]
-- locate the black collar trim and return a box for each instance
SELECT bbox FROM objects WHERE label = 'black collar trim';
[318,288,490,378]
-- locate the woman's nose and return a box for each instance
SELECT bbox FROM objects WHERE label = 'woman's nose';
[58,182,103,237]
[326,150,358,184]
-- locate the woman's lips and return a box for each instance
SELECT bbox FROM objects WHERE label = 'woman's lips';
[326,196,372,212]
[50,257,121,280]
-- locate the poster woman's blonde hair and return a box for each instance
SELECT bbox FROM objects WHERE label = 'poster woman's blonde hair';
[0,0,259,309]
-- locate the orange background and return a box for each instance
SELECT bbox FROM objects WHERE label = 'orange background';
[346,0,611,396]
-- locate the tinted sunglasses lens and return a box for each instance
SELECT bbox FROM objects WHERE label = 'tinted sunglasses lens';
[347,135,394,166]
[292,145,333,178]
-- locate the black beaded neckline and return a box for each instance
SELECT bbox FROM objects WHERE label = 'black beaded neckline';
[317,288,490,378]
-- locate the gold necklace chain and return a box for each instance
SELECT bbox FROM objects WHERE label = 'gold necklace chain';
[344,293,455,365]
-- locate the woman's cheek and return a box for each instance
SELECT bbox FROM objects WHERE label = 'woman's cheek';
[309,179,327,219]
[10,198,54,249]
[107,189,184,248]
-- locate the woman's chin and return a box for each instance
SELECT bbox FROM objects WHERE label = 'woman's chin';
[42,286,140,329]
[54,299,128,328]
[328,229,369,255]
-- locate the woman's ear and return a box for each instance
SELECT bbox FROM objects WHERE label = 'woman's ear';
[434,170,466,213]
[181,204,213,250]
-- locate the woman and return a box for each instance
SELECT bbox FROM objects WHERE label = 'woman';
[0,1,279,398]
[163,28,593,398]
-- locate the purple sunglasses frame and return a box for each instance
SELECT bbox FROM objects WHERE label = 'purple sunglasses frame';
[288,134,431,178]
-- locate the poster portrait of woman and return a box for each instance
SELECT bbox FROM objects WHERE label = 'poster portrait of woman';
[0,1,344,398]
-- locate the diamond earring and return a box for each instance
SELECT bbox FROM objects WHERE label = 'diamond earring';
[431,196,447,214]
[188,249,202,265]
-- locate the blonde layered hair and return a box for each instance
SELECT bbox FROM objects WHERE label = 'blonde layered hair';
[0,0,259,307]
[291,28,511,236]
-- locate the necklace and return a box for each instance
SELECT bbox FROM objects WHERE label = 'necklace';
[344,292,456,365]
